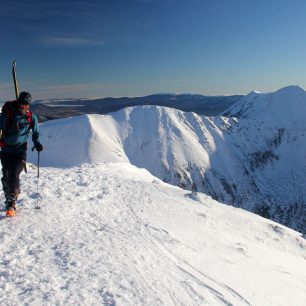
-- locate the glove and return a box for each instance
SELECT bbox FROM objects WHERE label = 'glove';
[33,142,43,152]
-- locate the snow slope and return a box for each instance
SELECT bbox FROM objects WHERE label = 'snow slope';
[28,85,306,234]
[1,163,305,306]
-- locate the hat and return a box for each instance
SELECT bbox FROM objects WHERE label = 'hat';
[18,92,32,105]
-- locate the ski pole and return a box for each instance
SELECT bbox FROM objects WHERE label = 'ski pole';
[31,147,41,209]
[37,151,40,179]
[31,148,41,209]
[35,151,41,209]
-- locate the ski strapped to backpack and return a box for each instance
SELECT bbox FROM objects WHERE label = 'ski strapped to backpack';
[12,60,19,100]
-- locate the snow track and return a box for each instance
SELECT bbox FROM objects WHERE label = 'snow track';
[1,163,305,305]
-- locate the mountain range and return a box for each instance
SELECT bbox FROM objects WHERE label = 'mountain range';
[27,86,306,234]
[30,93,242,120]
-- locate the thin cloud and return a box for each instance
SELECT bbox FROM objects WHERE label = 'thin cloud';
[1,0,154,48]
[42,36,104,47]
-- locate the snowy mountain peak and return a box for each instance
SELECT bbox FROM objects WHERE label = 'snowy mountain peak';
[247,90,262,96]
[274,85,305,95]
[223,85,306,127]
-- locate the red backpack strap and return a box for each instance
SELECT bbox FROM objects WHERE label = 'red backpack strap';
[26,111,33,128]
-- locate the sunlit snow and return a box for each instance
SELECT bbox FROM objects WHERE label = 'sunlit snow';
[1,86,305,305]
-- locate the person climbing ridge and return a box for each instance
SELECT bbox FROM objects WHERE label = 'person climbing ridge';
[0,91,43,217]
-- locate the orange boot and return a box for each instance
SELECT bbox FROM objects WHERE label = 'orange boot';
[5,200,16,217]
[6,208,16,217]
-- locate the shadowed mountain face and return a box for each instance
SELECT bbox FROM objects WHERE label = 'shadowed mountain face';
[31,94,242,120]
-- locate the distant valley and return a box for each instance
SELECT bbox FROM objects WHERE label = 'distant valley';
[30,93,242,120]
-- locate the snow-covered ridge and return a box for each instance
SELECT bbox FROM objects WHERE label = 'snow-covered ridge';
[27,86,306,234]
[1,163,305,305]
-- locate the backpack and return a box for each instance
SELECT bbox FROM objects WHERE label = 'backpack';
[2,100,33,127]
[0,101,33,147]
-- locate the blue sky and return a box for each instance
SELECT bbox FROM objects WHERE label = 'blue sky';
[1,0,306,100]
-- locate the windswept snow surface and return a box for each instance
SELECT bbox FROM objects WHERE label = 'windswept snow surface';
[1,163,306,306]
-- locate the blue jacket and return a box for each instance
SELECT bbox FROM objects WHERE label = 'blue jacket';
[0,101,40,153]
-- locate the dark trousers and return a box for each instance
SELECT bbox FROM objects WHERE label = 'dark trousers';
[1,152,26,208]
